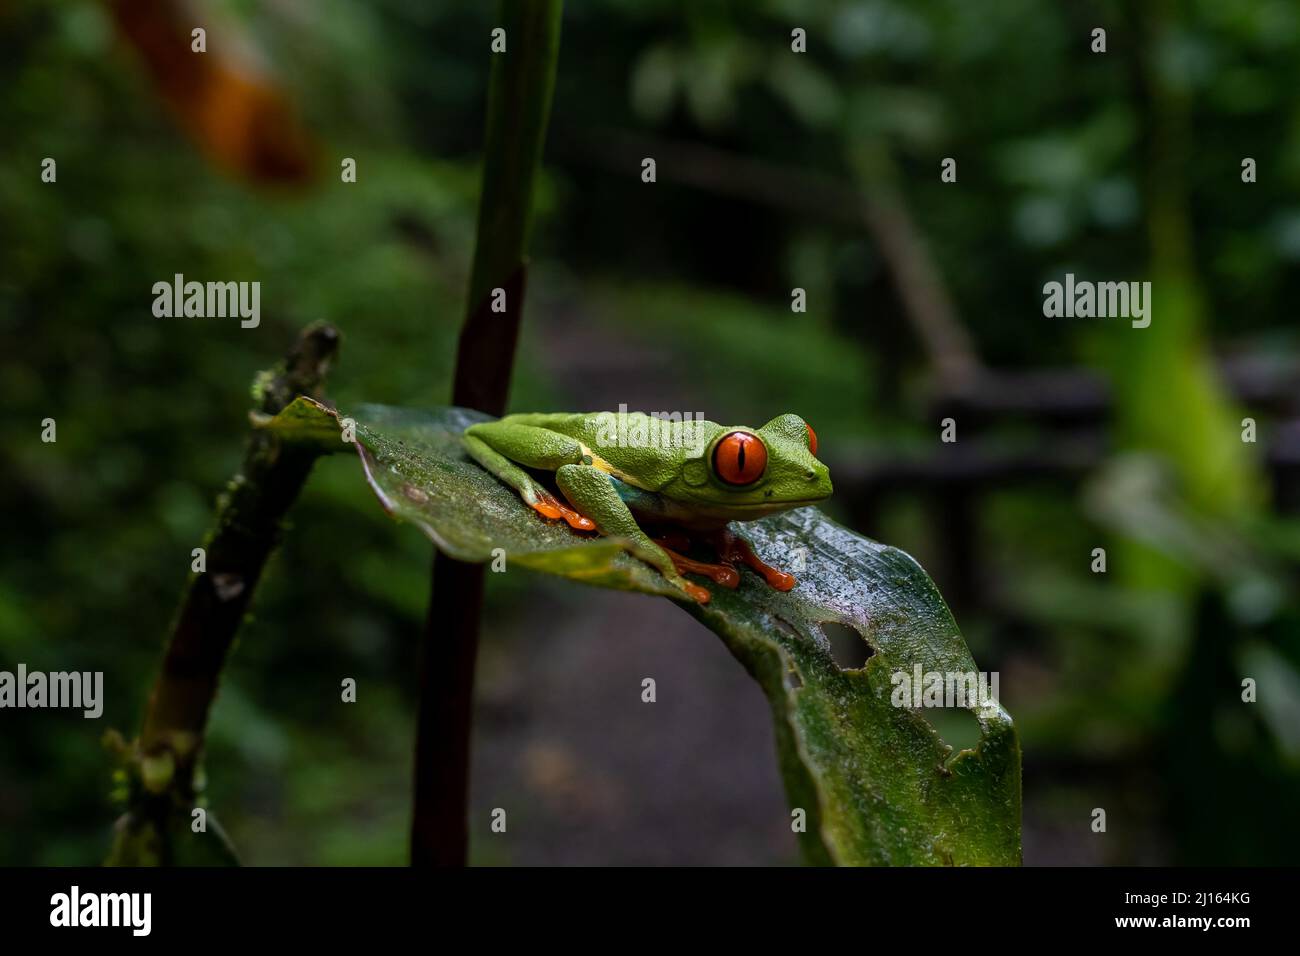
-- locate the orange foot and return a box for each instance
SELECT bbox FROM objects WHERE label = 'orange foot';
[710,527,797,591]
[653,538,741,590]
[528,490,596,531]
[678,580,713,604]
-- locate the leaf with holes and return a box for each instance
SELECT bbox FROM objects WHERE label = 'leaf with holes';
[265,397,1022,865]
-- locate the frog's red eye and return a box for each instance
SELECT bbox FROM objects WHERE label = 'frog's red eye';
[713,431,767,486]
[806,423,819,457]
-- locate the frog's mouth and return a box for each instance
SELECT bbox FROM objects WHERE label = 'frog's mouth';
[723,497,827,511]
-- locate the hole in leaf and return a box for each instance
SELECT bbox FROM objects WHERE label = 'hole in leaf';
[822,622,873,670]
[923,707,984,755]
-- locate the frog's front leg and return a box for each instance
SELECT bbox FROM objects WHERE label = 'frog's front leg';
[464,422,595,531]
[555,464,712,604]
[707,526,798,592]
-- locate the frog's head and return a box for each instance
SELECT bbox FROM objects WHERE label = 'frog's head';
[664,413,832,522]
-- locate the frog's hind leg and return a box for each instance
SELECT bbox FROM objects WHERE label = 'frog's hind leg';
[463,430,595,531]
[651,534,740,589]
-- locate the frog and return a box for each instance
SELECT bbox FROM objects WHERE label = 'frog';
[463,411,831,603]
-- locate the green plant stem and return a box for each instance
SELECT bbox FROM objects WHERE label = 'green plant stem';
[107,322,339,866]
[410,0,563,867]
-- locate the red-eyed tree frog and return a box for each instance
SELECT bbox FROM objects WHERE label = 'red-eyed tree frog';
[463,412,832,603]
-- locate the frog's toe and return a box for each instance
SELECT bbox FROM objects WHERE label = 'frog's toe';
[733,552,796,591]
[714,528,797,591]
[529,498,562,520]
[704,564,741,588]
[529,490,596,531]
[558,507,597,531]
[759,567,797,591]
[675,578,712,604]
[658,543,740,589]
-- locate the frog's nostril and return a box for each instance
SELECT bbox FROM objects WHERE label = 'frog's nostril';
[806,470,816,480]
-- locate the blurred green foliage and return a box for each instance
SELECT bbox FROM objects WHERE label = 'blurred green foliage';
[3,0,1299,864]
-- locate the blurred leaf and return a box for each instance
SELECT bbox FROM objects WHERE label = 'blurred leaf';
[630,44,680,123]
[110,0,318,184]
[768,57,843,128]
[683,37,758,130]
[1239,643,1300,765]
[266,398,1022,865]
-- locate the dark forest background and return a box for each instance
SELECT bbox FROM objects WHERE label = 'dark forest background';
[3,0,1299,864]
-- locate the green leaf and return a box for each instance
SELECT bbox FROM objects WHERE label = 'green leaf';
[267,397,1022,865]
